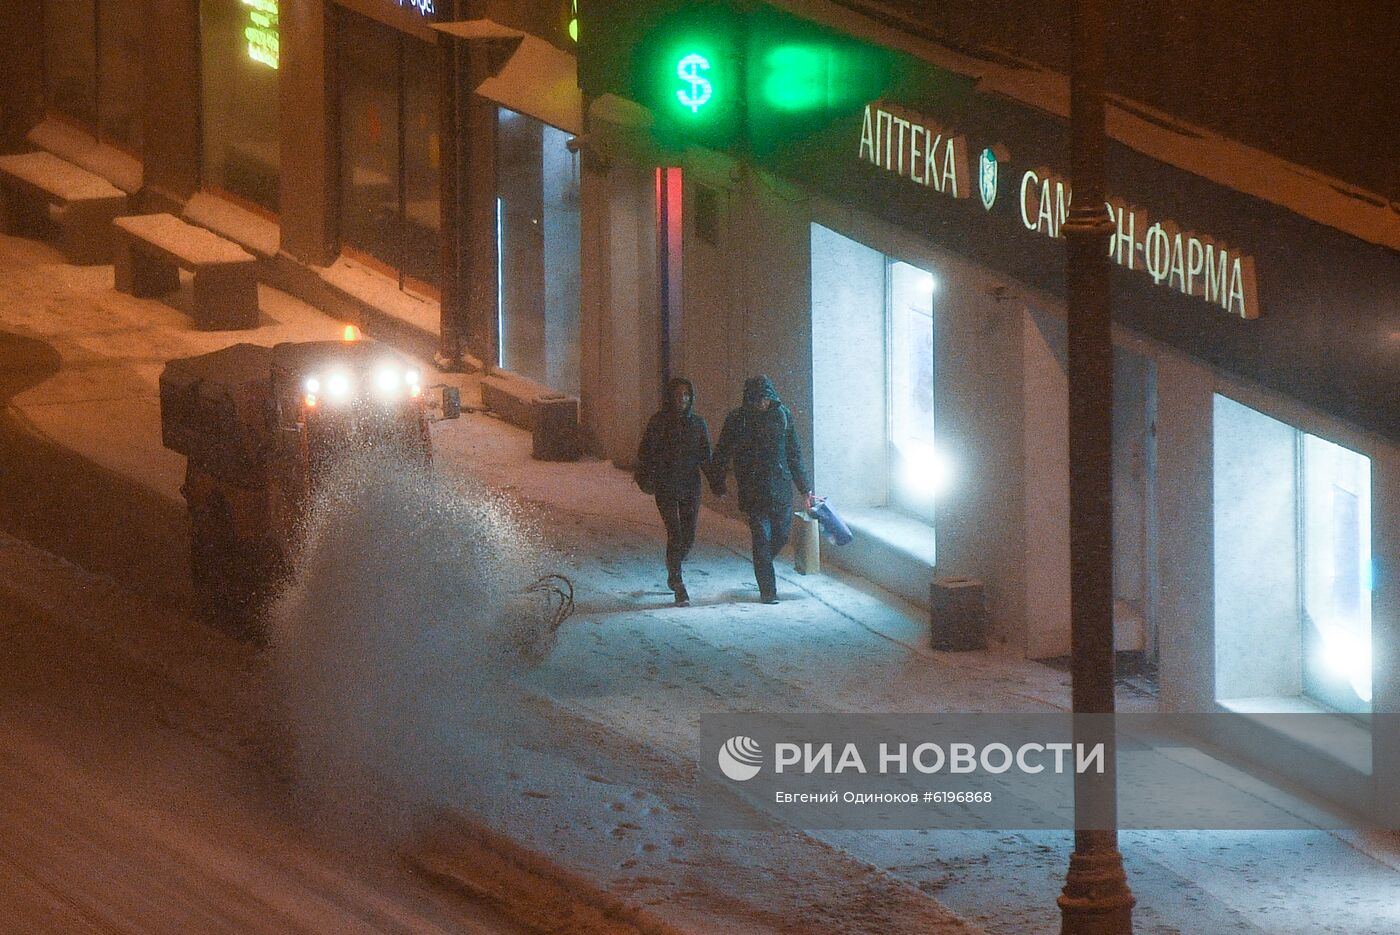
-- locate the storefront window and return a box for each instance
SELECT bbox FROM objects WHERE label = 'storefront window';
[810,224,944,531]
[1301,433,1373,710]
[401,47,441,290]
[42,0,142,150]
[96,0,143,150]
[337,8,441,294]
[496,107,581,394]
[200,0,281,212]
[1213,394,1372,714]
[43,0,97,129]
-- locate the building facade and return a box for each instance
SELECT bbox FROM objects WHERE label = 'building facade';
[9,0,584,387]
[7,0,1397,814]
[576,0,1399,811]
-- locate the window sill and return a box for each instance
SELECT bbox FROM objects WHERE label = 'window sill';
[1217,695,1372,777]
[822,506,936,609]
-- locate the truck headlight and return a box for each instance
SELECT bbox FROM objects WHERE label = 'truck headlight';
[327,373,351,399]
[375,367,402,395]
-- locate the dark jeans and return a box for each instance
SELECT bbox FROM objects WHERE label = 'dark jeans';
[656,492,700,588]
[745,505,793,599]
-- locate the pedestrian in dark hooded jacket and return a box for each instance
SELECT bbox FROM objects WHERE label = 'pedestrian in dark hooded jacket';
[635,377,711,606]
[706,375,812,604]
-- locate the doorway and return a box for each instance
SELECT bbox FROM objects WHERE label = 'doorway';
[336,7,441,296]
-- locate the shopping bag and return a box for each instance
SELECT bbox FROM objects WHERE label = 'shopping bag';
[792,510,821,574]
[809,496,853,546]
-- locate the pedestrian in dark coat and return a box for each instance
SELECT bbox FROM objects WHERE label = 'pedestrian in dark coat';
[635,377,711,606]
[706,375,812,604]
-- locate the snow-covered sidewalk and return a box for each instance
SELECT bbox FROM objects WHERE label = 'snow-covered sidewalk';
[433,404,1400,935]
[4,228,1400,934]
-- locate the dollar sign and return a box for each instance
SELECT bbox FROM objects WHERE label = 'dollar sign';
[676,54,713,114]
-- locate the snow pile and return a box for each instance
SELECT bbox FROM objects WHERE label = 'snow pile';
[265,450,560,840]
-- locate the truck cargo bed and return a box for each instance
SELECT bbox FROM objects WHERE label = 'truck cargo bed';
[159,343,273,484]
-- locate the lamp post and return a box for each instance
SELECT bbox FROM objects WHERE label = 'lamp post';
[1058,0,1135,932]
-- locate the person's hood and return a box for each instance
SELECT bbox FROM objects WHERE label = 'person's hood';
[742,375,780,408]
[665,376,696,416]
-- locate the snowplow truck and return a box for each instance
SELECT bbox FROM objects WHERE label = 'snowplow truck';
[159,336,459,624]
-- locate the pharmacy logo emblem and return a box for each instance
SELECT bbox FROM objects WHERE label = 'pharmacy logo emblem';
[979,148,999,211]
[718,736,764,781]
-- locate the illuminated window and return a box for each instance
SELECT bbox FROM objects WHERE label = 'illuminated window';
[496,108,581,393]
[201,0,281,212]
[1214,395,1372,714]
[810,226,944,535]
[41,0,143,151]
[336,8,442,294]
[887,260,939,522]
[1301,433,1373,710]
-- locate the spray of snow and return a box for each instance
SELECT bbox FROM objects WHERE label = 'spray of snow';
[264,450,561,841]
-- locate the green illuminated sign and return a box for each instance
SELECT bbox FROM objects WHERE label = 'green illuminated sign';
[569,0,578,42]
[630,4,742,146]
[675,53,713,113]
[241,0,279,70]
[621,3,891,150]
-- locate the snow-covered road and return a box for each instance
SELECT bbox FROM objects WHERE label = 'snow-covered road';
[0,532,527,935]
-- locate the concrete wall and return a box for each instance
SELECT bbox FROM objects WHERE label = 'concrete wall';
[279,0,337,264]
[587,160,660,468]
[676,160,814,492]
[1133,345,1214,711]
[1113,349,1150,613]
[927,252,1026,647]
[729,167,815,468]
[1022,305,1070,658]
[675,154,737,436]
[576,152,605,449]
[1021,315,1154,659]
[541,123,581,393]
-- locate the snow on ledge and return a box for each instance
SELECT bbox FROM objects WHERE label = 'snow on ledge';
[183,192,280,259]
[26,117,143,195]
[317,256,441,338]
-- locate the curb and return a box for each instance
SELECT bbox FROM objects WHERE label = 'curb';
[409,813,695,935]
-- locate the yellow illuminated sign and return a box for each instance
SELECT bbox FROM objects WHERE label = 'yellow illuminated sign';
[242,0,279,70]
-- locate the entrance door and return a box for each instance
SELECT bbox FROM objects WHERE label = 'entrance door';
[337,8,441,295]
[1113,348,1156,658]
[496,108,581,393]
[1022,310,1157,660]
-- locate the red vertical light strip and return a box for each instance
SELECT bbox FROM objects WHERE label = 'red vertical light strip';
[666,168,684,257]
[656,168,670,389]
[665,169,684,382]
